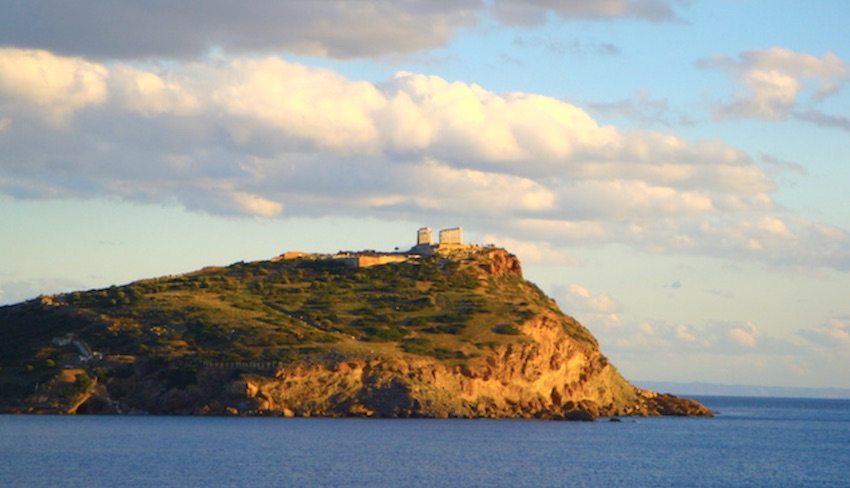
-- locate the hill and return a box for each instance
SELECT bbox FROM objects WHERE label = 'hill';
[0,245,711,419]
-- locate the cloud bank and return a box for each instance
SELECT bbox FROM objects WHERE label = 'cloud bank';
[0,1,480,60]
[0,1,688,60]
[1,48,848,270]
[555,280,850,386]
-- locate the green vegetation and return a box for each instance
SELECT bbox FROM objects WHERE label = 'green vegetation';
[402,338,468,360]
[493,324,521,335]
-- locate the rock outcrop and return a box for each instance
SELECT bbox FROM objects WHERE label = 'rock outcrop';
[208,311,711,420]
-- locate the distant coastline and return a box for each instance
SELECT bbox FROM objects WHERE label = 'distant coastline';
[635,381,850,399]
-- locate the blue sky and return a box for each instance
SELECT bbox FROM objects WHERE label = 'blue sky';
[1,1,849,389]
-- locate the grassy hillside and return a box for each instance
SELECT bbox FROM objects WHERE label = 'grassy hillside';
[0,248,597,403]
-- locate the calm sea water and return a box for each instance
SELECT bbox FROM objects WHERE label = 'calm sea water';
[1,396,848,487]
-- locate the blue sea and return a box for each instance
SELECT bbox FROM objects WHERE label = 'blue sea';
[1,396,848,487]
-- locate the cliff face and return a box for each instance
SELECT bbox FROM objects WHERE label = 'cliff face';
[223,311,706,419]
[240,314,641,419]
[0,247,712,419]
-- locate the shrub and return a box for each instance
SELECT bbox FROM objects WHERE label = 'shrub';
[73,373,94,392]
[187,319,229,343]
[423,323,466,335]
[402,337,435,355]
[434,312,467,323]
[401,338,467,360]
[406,316,430,327]
[493,324,521,335]
[363,326,408,342]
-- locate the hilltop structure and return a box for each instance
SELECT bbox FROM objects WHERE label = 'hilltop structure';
[410,226,465,256]
[276,227,473,268]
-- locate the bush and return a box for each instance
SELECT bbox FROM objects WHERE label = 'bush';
[406,316,430,327]
[401,338,467,360]
[493,324,521,335]
[73,373,94,392]
[423,323,466,335]
[402,337,435,355]
[434,312,467,323]
[363,326,408,342]
[514,309,536,321]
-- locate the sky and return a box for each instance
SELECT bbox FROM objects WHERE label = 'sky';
[1,1,849,389]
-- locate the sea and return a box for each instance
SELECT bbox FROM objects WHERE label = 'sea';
[1,396,848,487]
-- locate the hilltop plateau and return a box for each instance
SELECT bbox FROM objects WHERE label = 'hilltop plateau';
[0,245,711,419]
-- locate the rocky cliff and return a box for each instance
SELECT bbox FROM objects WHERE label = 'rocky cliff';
[227,313,692,419]
[0,247,711,419]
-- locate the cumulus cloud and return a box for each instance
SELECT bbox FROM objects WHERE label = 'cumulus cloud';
[109,65,200,116]
[699,47,849,120]
[0,48,107,125]
[1,48,848,270]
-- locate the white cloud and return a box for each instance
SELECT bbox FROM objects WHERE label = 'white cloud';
[0,48,107,125]
[212,58,386,155]
[699,47,849,120]
[404,160,556,214]
[231,192,284,218]
[556,179,716,219]
[728,321,759,348]
[0,48,848,269]
[110,65,200,116]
